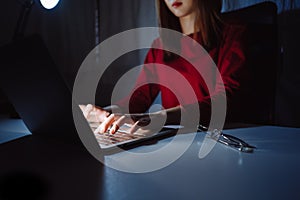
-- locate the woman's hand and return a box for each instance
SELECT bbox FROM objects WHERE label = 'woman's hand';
[79,104,135,134]
[79,104,110,123]
[79,104,177,135]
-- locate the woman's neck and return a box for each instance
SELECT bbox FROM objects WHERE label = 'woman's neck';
[179,13,197,35]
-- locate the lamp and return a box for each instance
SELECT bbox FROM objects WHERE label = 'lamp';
[40,0,60,9]
[13,0,60,40]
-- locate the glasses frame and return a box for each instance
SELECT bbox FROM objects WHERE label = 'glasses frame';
[197,125,256,153]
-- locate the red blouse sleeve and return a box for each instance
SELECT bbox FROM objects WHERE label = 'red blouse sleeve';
[197,24,248,124]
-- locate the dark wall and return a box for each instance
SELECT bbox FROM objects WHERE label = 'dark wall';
[275,9,300,126]
[97,0,158,106]
[0,0,95,88]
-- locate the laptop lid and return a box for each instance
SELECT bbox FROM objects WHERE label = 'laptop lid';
[0,35,78,141]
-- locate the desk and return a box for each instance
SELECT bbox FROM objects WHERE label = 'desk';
[1,119,300,200]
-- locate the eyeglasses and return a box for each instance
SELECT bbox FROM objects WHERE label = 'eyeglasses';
[197,124,256,153]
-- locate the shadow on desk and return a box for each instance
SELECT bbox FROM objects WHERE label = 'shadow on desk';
[0,135,105,200]
[0,171,48,200]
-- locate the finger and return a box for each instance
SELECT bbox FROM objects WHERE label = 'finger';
[82,104,93,118]
[95,114,115,134]
[93,124,102,134]
[129,121,140,134]
[109,115,126,134]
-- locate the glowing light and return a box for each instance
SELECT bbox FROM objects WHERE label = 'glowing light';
[40,0,60,9]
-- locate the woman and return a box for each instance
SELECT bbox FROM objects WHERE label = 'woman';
[81,0,247,134]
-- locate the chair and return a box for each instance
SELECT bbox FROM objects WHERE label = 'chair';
[222,2,279,125]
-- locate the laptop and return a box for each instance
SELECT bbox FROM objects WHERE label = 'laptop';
[0,35,177,151]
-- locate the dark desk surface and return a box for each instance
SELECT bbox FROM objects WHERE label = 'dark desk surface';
[1,119,300,200]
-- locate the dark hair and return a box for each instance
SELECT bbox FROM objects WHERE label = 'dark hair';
[156,0,223,60]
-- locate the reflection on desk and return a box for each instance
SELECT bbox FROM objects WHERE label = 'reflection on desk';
[0,116,31,144]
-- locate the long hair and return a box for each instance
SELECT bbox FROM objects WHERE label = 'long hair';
[156,0,223,61]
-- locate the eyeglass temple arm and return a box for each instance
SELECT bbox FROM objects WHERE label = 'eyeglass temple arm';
[197,125,256,153]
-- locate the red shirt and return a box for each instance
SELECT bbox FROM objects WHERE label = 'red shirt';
[118,23,247,124]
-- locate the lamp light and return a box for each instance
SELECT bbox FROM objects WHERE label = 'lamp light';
[39,0,60,10]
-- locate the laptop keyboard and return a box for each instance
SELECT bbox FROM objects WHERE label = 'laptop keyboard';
[89,122,145,147]
[94,131,144,146]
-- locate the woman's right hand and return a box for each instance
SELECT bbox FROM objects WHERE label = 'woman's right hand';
[79,104,135,134]
[79,104,111,123]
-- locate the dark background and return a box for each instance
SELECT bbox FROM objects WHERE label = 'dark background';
[0,0,299,127]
